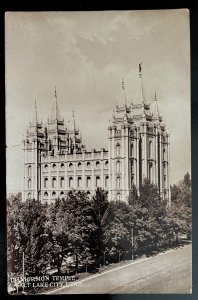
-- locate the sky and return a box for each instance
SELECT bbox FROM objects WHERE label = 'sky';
[5,10,190,193]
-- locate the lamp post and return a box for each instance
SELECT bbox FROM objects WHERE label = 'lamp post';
[22,251,25,293]
[131,226,134,261]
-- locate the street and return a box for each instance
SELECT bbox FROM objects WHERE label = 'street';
[45,244,192,294]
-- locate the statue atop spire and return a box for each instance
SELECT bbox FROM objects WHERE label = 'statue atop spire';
[121,77,127,105]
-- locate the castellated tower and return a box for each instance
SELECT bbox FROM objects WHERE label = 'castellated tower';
[22,69,170,204]
[108,69,170,203]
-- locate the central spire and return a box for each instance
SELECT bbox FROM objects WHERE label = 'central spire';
[121,77,127,106]
[32,99,38,124]
[50,86,61,121]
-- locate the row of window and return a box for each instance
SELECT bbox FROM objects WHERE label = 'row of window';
[42,160,109,171]
[27,176,123,189]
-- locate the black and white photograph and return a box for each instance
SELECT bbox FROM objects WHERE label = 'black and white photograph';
[5,10,191,294]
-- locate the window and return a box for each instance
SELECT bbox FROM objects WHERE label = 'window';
[60,177,64,188]
[131,160,134,174]
[131,175,134,185]
[163,148,166,161]
[44,178,48,188]
[87,176,91,187]
[78,177,82,188]
[28,165,31,176]
[28,193,31,199]
[28,179,31,189]
[87,162,91,169]
[164,175,166,187]
[105,161,108,168]
[44,192,48,197]
[116,193,121,201]
[78,162,82,169]
[69,163,73,169]
[149,163,152,182]
[44,164,48,171]
[116,161,121,173]
[69,177,73,188]
[96,176,100,187]
[96,161,100,168]
[131,143,134,157]
[149,141,152,159]
[116,177,121,188]
[52,191,56,199]
[52,177,57,188]
[60,163,64,169]
[52,163,56,170]
[116,143,121,156]
[105,176,109,188]
[60,191,64,196]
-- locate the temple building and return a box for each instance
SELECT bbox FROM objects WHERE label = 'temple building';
[22,67,171,204]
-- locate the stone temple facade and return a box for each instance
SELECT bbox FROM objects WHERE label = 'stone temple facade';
[22,70,171,204]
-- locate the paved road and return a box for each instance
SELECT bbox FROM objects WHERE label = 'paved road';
[46,244,192,294]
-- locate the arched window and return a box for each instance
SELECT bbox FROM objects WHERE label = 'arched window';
[28,165,31,176]
[87,176,91,187]
[163,148,166,161]
[96,161,100,168]
[28,179,31,189]
[105,176,109,188]
[131,143,134,157]
[116,161,121,173]
[164,175,166,188]
[60,177,64,188]
[69,163,73,169]
[116,193,121,201]
[52,177,57,188]
[28,193,31,199]
[69,177,73,188]
[52,164,56,170]
[44,191,48,197]
[44,178,48,188]
[149,163,152,182]
[60,191,64,196]
[96,176,100,187]
[116,143,121,156]
[44,164,48,171]
[78,177,82,188]
[131,175,134,185]
[78,162,82,169]
[87,162,91,169]
[52,191,56,199]
[131,160,134,174]
[60,163,64,169]
[149,141,152,159]
[116,177,121,188]
[105,161,108,168]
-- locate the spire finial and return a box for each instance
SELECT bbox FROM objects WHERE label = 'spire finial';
[33,98,38,123]
[122,77,125,90]
[139,63,143,78]
[54,85,57,99]
[155,90,157,101]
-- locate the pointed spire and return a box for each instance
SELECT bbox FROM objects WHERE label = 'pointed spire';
[152,90,159,119]
[120,77,127,106]
[32,99,38,124]
[72,109,76,131]
[50,86,61,121]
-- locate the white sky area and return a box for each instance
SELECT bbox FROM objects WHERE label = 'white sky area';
[5,10,190,193]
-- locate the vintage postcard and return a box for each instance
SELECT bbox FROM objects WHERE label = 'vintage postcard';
[5,10,191,294]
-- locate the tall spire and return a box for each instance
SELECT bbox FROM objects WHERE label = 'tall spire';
[32,99,38,124]
[72,109,76,131]
[50,86,61,121]
[152,90,159,118]
[134,63,145,104]
[121,77,127,105]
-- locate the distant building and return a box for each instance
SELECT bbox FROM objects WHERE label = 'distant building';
[22,68,170,203]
